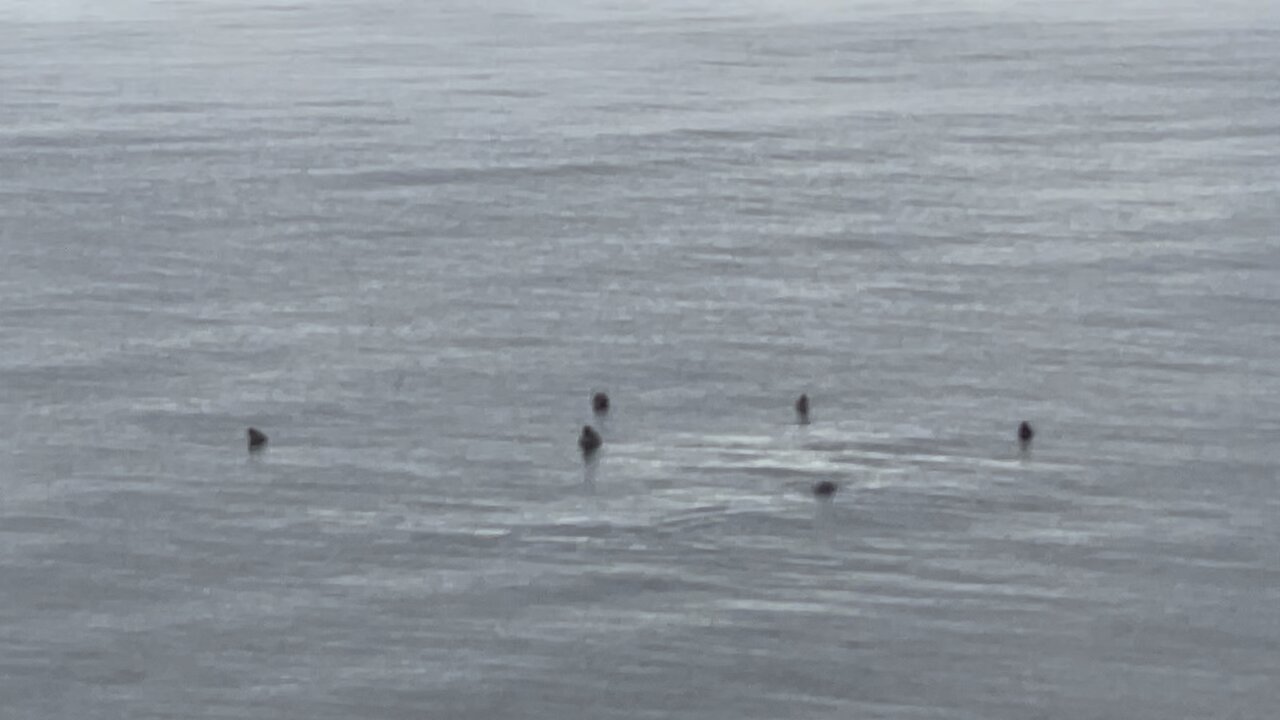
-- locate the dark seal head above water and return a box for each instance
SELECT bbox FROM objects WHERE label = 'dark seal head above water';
[247,427,268,451]
[592,392,610,415]
[579,425,602,455]
[1018,421,1034,444]
[812,480,837,498]
[794,393,810,423]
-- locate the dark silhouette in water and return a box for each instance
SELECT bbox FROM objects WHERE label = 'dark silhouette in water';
[794,393,810,424]
[592,392,610,415]
[247,427,268,451]
[579,425,602,456]
[812,480,838,497]
[1018,421,1034,445]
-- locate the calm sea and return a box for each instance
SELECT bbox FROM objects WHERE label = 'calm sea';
[2,0,1278,717]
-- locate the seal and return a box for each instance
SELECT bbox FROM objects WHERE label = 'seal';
[1018,421,1034,444]
[579,425,602,455]
[592,392,610,415]
[812,480,837,497]
[795,393,810,423]
[247,427,268,451]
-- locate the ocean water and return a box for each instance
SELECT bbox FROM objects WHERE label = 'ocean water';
[2,0,1279,717]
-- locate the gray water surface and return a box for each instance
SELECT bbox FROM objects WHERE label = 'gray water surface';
[2,1,1279,718]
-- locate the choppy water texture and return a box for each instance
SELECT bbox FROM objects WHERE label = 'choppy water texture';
[2,0,1279,717]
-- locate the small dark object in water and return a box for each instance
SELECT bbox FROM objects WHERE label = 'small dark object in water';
[592,392,610,414]
[812,480,838,497]
[794,393,810,422]
[579,425,602,455]
[247,427,268,451]
[1018,421,1034,444]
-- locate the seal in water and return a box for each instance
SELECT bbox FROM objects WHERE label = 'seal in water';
[794,393,810,423]
[247,427,268,451]
[1018,421,1034,444]
[812,480,837,497]
[579,425,602,456]
[592,392,610,415]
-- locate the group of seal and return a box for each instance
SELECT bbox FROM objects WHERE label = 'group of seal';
[579,392,609,454]
[246,392,1036,501]
[574,393,1036,500]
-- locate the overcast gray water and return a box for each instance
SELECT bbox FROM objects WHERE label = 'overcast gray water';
[2,0,1279,717]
